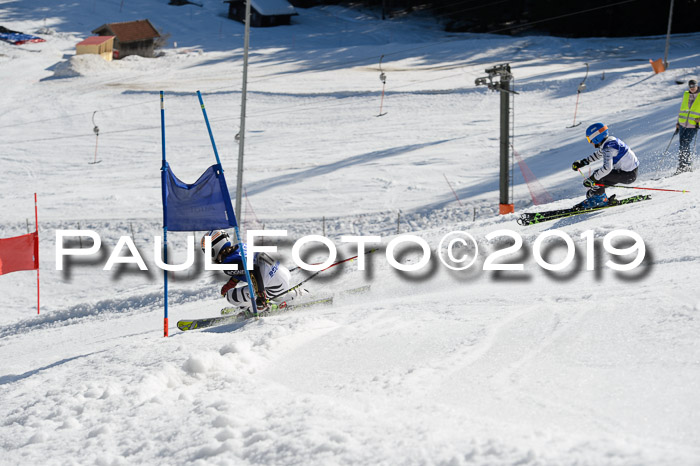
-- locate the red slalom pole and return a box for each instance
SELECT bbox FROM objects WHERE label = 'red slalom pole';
[595,183,689,193]
[443,173,463,206]
[34,193,40,315]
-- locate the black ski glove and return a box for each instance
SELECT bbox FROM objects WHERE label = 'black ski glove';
[572,159,589,171]
[583,177,598,188]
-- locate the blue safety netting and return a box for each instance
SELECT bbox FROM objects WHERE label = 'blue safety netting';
[161,162,237,231]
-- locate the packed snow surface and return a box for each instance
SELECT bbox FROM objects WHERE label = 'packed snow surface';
[1,0,699,464]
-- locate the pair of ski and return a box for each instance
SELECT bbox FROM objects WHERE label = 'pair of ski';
[517,194,651,226]
[176,285,370,332]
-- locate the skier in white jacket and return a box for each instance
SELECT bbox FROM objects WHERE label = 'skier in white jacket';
[201,230,295,314]
[571,122,640,208]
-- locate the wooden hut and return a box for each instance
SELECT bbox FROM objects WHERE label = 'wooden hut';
[76,35,115,61]
[224,0,296,27]
[92,19,160,59]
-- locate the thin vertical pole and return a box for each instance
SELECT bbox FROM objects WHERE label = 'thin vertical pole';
[93,132,99,164]
[443,173,462,206]
[197,90,258,316]
[377,55,387,117]
[500,73,511,210]
[197,91,223,165]
[230,225,257,315]
[378,83,386,116]
[160,91,169,337]
[663,0,674,69]
[510,80,515,207]
[571,92,581,127]
[34,193,39,315]
[236,0,252,218]
[569,63,588,128]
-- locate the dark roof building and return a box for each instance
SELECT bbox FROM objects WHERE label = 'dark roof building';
[224,0,296,27]
[92,19,161,59]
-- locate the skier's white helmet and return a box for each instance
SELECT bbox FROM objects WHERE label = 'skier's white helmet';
[201,230,232,261]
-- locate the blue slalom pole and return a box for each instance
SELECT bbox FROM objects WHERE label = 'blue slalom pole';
[196,90,259,315]
[160,91,169,337]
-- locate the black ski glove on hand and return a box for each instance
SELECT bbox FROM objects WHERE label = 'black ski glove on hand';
[583,177,598,188]
[572,159,589,171]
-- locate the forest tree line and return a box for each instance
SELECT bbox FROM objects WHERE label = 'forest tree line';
[289,0,699,37]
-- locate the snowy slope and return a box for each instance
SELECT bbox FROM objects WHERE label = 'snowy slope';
[1,0,700,464]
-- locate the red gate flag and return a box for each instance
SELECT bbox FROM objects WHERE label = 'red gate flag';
[0,232,39,276]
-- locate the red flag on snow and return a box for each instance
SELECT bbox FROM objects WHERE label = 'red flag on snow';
[0,232,39,276]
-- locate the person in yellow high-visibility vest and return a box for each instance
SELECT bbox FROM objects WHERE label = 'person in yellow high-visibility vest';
[676,79,699,173]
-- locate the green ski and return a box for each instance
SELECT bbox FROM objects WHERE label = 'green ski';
[178,297,334,332]
[518,195,651,226]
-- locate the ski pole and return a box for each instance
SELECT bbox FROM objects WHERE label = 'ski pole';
[594,183,689,193]
[577,168,591,178]
[288,247,378,273]
[663,128,679,155]
[269,248,378,301]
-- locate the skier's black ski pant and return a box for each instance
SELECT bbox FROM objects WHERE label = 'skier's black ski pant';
[588,167,638,196]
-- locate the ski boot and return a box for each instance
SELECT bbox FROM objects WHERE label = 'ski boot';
[222,297,270,318]
[255,295,270,315]
[674,165,693,175]
[579,193,609,209]
[233,300,269,319]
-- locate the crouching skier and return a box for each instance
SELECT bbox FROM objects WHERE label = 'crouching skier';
[201,230,296,316]
[571,122,640,209]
